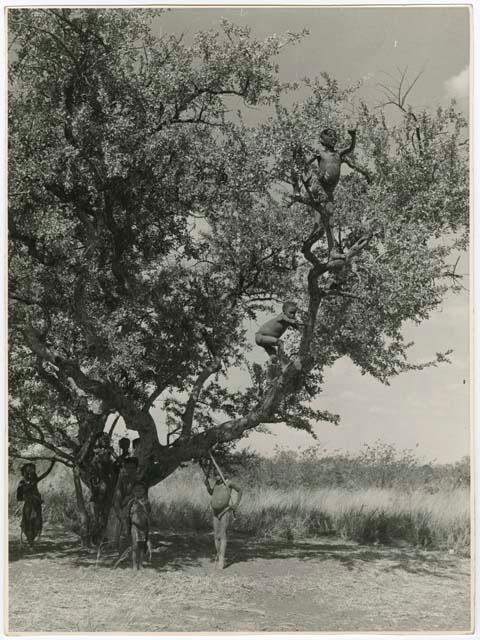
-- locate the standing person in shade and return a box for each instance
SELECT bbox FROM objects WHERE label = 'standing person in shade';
[118,437,131,461]
[113,457,140,550]
[17,461,55,548]
[132,438,141,456]
[127,481,151,570]
[114,437,130,473]
[203,463,242,570]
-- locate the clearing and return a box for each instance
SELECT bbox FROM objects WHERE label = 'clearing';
[8,525,471,633]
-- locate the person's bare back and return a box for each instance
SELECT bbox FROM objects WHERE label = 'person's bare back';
[255,301,301,360]
[258,313,292,340]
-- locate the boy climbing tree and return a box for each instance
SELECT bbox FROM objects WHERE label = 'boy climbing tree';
[8,9,468,542]
[255,301,303,369]
[292,126,357,259]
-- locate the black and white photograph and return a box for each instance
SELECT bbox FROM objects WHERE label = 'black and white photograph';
[6,3,472,634]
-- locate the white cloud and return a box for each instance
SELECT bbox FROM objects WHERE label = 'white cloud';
[445,66,469,101]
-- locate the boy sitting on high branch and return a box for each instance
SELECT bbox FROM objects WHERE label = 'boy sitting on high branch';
[255,301,303,363]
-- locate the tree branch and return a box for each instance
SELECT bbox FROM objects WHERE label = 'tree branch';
[13,417,75,464]
[24,326,143,429]
[11,453,71,466]
[345,233,373,261]
[343,157,373,184]
[181,357,222,437]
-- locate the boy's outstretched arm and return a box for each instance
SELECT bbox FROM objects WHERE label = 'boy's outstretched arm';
[38,460,55,481]
[340,129,357,158]
[204,475,213,495]
[16,481,25,501]
[307,153,321,166]
[282,314,304,331]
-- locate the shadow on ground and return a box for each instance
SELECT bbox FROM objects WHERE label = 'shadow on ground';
[9,524,467,579]
[9,530,83,563]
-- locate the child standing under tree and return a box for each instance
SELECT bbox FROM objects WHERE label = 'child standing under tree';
[17,461,55,548]
[127,481,151,570]
[203,461,242,570]
[114,457,140,550]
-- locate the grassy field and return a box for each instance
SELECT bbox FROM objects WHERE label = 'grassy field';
[149,469,470,553]
[8,523,472,633]
[8,456,471,633]
[12,464,470,554]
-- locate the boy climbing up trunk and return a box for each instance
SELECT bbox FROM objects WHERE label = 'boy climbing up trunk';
[203,457,242,570]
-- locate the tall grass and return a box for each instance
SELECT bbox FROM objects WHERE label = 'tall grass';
[148,469,470,554]
[9,446,470,554]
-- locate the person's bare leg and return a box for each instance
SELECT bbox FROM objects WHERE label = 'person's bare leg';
[114,517,121,551]
[318,200,338,254]
[277,339,289,364]
[259,338,279,361]
[256,336,281,377]
[132,543,137,570]
[138,545,145,570]
[213,514,220,565]
[217,512,230,570]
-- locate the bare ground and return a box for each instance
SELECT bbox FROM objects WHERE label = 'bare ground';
[8,525,471,633]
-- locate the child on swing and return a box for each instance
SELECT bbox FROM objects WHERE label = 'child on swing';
[202,458,242,570]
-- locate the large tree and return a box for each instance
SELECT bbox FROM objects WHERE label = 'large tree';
[9,9,468,542]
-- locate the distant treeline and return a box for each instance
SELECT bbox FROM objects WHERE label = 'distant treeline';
[230,442,470,492]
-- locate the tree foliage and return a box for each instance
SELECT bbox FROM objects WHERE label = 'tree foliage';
[9,8,468,514]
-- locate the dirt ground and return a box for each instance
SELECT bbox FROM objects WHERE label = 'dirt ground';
[8,525,471,633]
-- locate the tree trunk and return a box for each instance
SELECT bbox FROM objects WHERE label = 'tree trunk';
[72,466,91,548]
[80,466,118,546]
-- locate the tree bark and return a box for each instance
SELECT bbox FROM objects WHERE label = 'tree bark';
[72,466,91,548]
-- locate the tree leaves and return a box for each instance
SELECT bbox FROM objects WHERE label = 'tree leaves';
[9,10,469,484]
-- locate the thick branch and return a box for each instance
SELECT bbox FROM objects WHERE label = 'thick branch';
[173,358,305,459]
[107,414,121,438]
[343,157,373,184]
[76,427,100,465]
[13,420,75,464]
[35,360,74,405]
[11,453,70,466]
[345,233,373,260]
[181,357,222,437]
[171,222,376,458]
[24,326,163,466]
[142,376,176,412]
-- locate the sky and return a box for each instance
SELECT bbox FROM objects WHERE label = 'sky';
[157,6,469,109]
[116,7,469,463]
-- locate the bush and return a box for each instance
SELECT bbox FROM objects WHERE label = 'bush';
[238,443,471,493]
